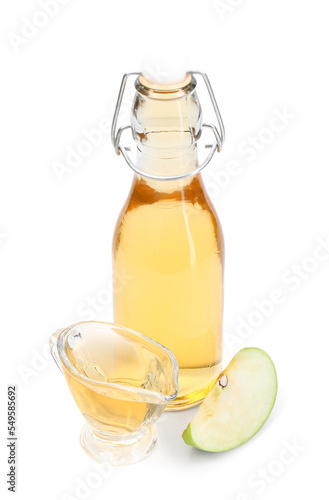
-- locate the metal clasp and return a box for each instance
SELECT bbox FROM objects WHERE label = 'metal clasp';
[111,71,225,181]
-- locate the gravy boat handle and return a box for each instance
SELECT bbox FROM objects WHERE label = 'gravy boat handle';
[49,329,66,374]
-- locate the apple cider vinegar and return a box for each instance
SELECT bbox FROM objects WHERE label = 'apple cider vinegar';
[112,66,225,409]
[61,332,156,436]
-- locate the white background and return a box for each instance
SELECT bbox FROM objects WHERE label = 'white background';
[1,0,329,499]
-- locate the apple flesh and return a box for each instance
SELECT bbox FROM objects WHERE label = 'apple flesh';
[183,348,277,452]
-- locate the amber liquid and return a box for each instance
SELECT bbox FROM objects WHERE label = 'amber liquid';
[61,329,165,437]
[113,174,224,409]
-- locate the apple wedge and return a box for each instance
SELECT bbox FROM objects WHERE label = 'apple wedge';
[183,348,277,452]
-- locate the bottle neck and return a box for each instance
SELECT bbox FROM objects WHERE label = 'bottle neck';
[130,75,202,192]
[135,143,199,187]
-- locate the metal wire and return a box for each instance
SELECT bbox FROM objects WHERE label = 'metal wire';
[111,71,225,180]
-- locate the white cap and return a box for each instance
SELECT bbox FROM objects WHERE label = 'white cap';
[141,50,189,86]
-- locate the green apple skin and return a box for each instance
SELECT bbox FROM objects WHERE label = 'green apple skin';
[183,348,277,452]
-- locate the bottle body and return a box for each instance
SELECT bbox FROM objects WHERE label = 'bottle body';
[113,173,224,409]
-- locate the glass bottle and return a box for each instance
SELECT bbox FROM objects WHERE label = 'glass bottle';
[111,70,225,410]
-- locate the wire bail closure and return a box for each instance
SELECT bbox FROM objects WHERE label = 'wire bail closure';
[111,71,225,181]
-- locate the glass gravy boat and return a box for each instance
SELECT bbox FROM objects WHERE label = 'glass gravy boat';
[50,321,178,465]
